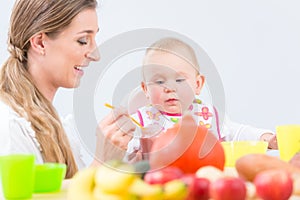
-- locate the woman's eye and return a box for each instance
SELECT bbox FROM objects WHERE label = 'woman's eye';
[77,38,88,45]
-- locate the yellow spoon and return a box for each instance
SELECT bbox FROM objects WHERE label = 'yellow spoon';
[104,103,143,128]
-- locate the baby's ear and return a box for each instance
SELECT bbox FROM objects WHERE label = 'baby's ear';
[195,74,205,95]
[141,82,149,98]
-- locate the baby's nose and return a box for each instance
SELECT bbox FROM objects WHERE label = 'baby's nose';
[163,82,176,92]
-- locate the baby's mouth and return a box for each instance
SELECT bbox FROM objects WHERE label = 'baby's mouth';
[165,98,178,103]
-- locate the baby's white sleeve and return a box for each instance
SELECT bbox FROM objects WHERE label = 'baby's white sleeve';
[222,115,274,141]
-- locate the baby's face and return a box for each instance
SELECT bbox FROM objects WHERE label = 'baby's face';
[142,51,203,114]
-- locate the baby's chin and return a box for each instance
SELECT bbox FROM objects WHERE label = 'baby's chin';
[161,106,184,115]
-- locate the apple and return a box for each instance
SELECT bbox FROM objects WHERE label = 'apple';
[196,166,225,183]
[254,169,293,200]
[144,166,184,185]
[210,177,246,200]
[181,174,210,200]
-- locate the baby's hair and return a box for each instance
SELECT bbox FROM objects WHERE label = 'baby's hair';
[144,37,200,74]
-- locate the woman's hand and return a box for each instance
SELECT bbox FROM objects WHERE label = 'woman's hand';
[97,107,135,150]
[93,107,136,163]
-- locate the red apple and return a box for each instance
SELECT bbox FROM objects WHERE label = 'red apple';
[181,174,210,200]
[144,166,184,185]
[254,169,293,200]
[210,177,246,200]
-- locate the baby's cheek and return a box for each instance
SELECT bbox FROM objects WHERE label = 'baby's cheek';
[149,88,163,104]
[179,90,195,108]
[180,86,194,100]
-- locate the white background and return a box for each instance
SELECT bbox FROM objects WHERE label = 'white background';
[1,0,300,132]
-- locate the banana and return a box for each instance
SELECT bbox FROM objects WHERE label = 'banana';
[95,163,137,194]
[163,180,188,200]
[67,160,155,200]
[128,178,164,200]
[67,167,97,200]
[93,186,137,200]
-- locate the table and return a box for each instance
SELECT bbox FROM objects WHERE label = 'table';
[31,190,67,200]
[31,180,69,200]
[0,180,69,200]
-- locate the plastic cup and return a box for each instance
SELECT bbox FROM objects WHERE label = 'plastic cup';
[221,141,268,167]
[0,154,35,199]
[34,163,66,193]
[276,125,300,161]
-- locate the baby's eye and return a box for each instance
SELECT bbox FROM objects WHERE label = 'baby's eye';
[155,80,165,85]
[77,38,88,45]
[176,78,185,83]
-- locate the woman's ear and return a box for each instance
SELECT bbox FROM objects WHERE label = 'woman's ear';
[29,33,46,56]
[195,74,205,95]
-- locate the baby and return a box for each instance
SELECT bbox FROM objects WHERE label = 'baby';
[126,37,277,157]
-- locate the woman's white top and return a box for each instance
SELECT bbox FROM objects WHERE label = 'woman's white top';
[0,101,87,169]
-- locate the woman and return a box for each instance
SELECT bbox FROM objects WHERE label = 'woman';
[0,0,99,178]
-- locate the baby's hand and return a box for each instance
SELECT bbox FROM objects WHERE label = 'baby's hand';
[289,152,300,168]
[260,133,278,149]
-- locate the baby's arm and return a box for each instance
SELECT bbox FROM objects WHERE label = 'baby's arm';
[222,115,277,149]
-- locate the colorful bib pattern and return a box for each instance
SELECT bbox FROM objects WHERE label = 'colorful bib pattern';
[131,99,214,131]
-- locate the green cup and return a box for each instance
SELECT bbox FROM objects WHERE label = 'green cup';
[0,154,35,199]
[34,163,67,193]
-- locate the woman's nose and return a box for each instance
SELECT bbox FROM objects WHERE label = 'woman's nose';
[87,47,100,61]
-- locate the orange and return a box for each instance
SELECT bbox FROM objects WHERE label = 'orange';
[149,114,225,173]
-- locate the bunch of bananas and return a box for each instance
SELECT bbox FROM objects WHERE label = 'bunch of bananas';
[67,160,188,200]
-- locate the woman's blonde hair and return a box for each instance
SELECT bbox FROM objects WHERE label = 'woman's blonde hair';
[0,0,97,178]
[144,37,200,74]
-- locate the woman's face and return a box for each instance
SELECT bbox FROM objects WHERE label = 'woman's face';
[37,8,100,90]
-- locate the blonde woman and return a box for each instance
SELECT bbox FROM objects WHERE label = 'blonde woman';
[0,0,100,178]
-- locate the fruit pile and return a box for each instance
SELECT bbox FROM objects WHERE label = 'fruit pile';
[67,158,299,200]
[67,113,300,200]
[67,160,188,200]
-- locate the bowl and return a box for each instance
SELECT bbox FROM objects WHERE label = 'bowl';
[34,163,67,193]
[221,141,268,167]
